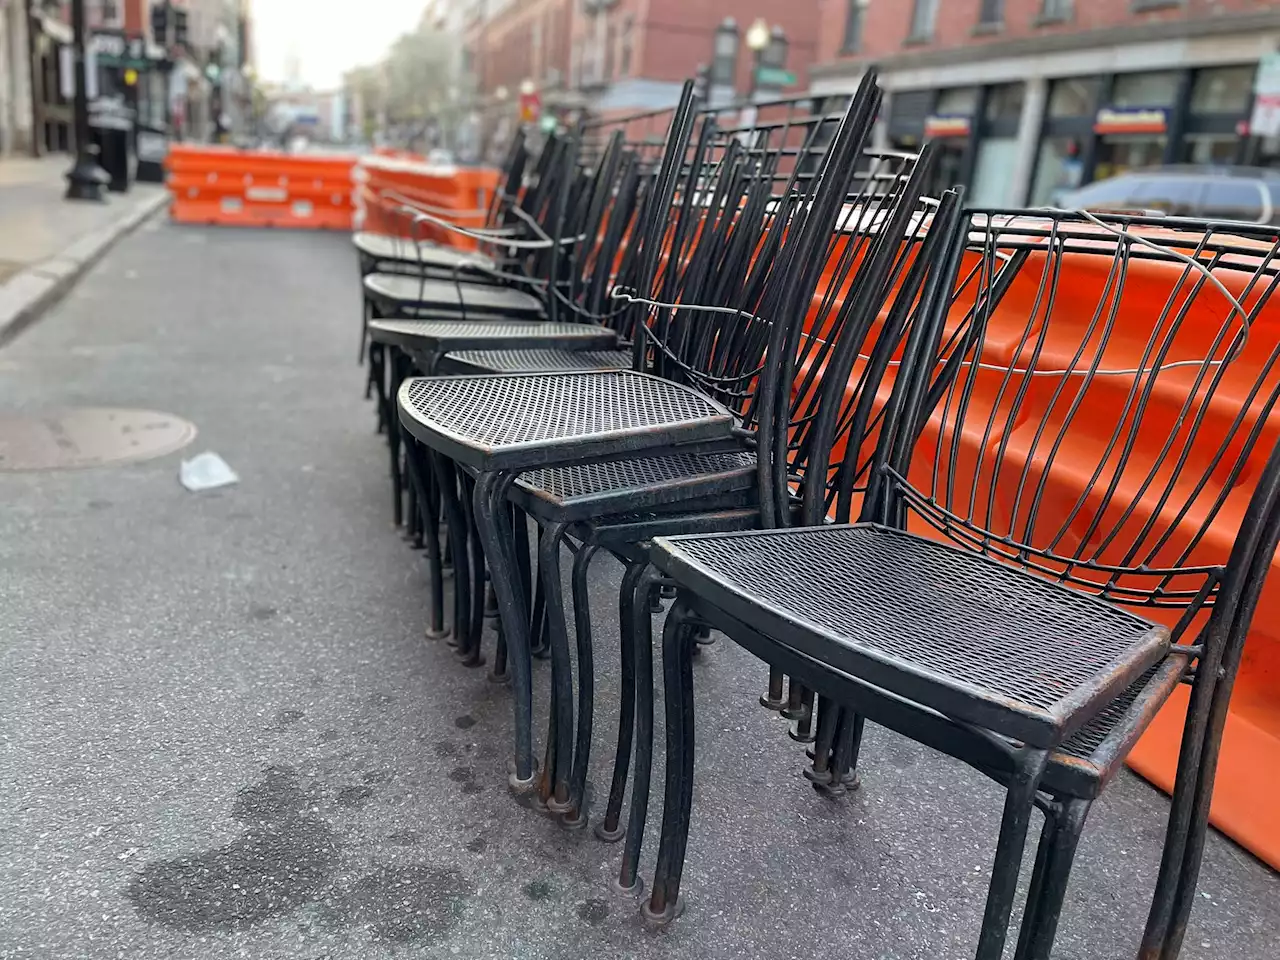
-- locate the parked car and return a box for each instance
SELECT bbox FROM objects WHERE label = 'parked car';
[1056,166,1280,225]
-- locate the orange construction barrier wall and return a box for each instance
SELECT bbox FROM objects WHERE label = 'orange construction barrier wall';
[354,156,501,252]
[165,146,357,230]
[786,226,1280,871]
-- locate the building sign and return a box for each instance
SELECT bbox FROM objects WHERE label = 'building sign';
[518,91,542,124]
[923,115,971,138]
[1251,53,1280,139]
[1093,107,1168,135]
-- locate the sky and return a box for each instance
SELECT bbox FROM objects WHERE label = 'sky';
[250,0,428,90]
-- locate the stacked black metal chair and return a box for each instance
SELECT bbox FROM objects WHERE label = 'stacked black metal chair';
[644,209,1280,959]
[392,72,930,835]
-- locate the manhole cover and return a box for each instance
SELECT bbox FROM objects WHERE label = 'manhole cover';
[0,408,197,472]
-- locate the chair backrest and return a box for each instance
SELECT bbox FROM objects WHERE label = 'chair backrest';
[868,209,1280,650]
[620,76,889,401]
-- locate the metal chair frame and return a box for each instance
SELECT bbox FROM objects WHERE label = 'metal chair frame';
[645,210,1280,959]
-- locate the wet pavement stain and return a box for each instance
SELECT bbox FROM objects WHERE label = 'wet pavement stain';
[447,767,474,783]
[335,785,374,808]
[453,714,476,730]
[464,836,488,854]
[461,782,484,796]
[248,604,278,621]
[323,864,474,945]
[387,830,421,847]
[433,741,462,758]
[361,770,392,785]
[522,878,557,902]
[576,898,610,925]
[318,729,340,744]
[124,766,338,932]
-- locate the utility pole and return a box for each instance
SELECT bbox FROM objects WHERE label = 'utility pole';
[65,0,108,200]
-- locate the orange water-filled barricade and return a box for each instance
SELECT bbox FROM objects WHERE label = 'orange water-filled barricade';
[353,156,501,252]
[165,146,358,230]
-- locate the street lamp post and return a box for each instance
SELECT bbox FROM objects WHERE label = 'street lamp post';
[744,17,770,104]
[65,0,108,200]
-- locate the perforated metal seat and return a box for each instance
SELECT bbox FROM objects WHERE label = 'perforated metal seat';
[353,231,496,272]
[396,370,738,471]
[512,449,757,520]
[444,347,632,375]
[652,524,1170,747]
[364,272,544,317]
[367,319,617,357]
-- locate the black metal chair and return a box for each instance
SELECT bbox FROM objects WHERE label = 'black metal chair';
[394,74,889,803]
[645,210,1280,959]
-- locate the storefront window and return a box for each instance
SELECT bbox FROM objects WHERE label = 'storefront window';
[984,83,1024,123]
[1182,134,1240,166]
[935,87,979,117]
[971,137,1020,205]
[1111,71,1180,109]
[1030,137,1085,206]
[1190,66,1255,115]
[1047,78,1098,118]
[1095,135,1166,181]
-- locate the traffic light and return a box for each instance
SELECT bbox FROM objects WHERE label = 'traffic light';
[151,2,169,45]
[174,9,189,47]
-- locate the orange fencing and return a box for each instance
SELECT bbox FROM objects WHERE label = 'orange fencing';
[353,156,501,252]
[783,226,1280,871]
[165,146,358,229]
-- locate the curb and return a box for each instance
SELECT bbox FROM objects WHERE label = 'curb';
[0,189,169,348]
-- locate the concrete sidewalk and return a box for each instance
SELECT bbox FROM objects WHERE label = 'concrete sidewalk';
[0,155,167,345]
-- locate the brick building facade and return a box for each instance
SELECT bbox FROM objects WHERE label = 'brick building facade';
[464,0,822,129]
[809,0,1280,205]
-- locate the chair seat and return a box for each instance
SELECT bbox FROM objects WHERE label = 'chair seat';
[367,319,617,358]
[364,272,543,317]
[651,524,1170,748]
[353,232,499,271]
[444,347,633,375]
[396,370,739,471]
[513,449,758,520]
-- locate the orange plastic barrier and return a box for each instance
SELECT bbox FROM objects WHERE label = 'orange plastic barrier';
[354,156,501,252]
[165,145,357,229]
[787,228,1280,870]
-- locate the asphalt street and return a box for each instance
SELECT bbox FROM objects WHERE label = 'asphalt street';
[1,220,1276,960]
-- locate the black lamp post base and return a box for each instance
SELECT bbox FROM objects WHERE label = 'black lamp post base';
[65,156,110,201]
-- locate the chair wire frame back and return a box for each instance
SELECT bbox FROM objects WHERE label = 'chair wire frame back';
[605,74,930,468]
[861,208,1280,954]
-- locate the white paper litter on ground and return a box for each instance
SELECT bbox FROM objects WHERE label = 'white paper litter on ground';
[179,452,239,492]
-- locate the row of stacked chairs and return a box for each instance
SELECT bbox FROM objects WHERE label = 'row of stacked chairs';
[349,76,1280,960]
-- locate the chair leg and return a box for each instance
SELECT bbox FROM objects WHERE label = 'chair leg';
[538,522,576,813]
[617,564,661,895]
[761,667,787,711]
[403,439,447,640]
[462,474,488,664]
[642,599,699,925]
[803,696,841,792]
[472,471,536,790]
[562,543,600,830]
[595,559,645,844]
[386,350,406,529]
[424,454,446,639]
[455,469,485,669]
[831,712,865,790]
[1156,672,1241,960]
[974,748,1050,960]
[1013,797,1090,960]
[789,685,817,744]
[431,452,471,656]
[1140,669,1220,959]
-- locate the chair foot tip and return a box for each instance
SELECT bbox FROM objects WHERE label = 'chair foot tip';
[423,626,450,640]
[640,896,683,926]
[611,875,645,898]
[759,695,788,711]
[593,822,626,844]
